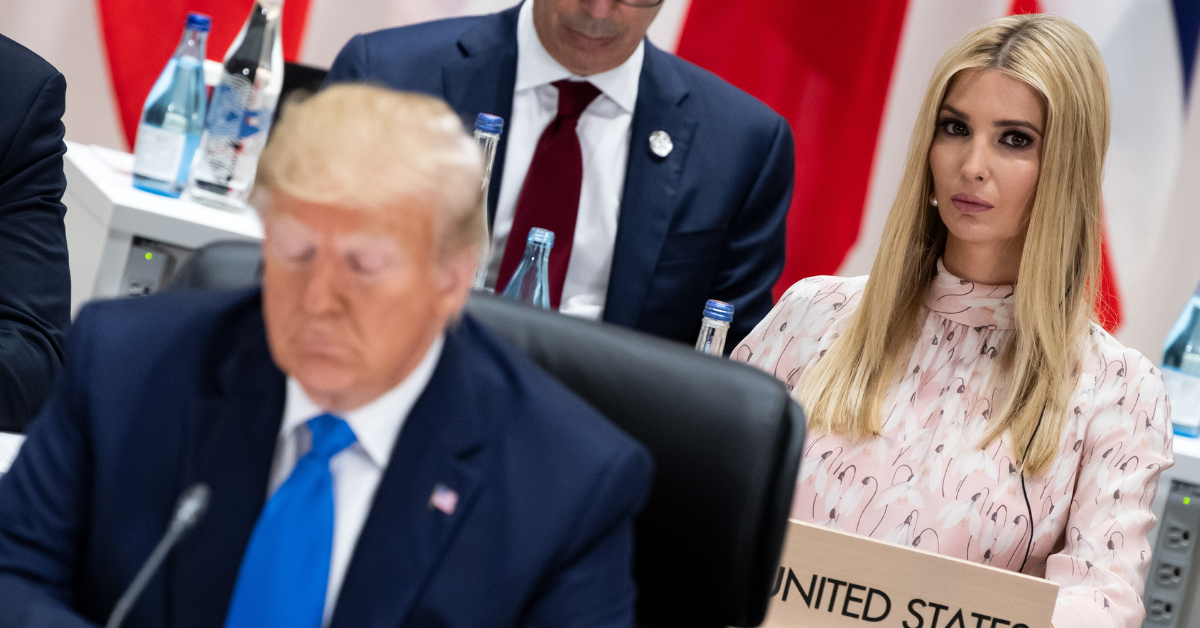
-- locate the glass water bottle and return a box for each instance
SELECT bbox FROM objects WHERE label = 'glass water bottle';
[501,228,554,309]
[696,300,734,356]
[186,0,284,209]
[472,113,504,291]
[1163,286,1200,437]
[132,13,210,198]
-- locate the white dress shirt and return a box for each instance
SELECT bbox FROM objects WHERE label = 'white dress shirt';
[269,335,444,627]
[484,0,644,320]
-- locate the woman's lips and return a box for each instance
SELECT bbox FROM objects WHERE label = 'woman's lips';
[950,193,994,214]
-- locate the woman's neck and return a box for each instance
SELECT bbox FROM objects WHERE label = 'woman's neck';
[942,233,1024,285]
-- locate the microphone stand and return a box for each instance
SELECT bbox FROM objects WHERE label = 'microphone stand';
[105,483,211,628]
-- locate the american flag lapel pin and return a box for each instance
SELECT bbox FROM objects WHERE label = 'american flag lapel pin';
[428,483,459,516]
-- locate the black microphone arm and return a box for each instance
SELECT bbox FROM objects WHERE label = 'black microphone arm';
[105,483,211,628]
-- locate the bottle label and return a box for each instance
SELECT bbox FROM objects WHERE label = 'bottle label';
[1162,366,1200,429]
[195,76,253,185]
[695,320,730,356]
[191,72,278,200]
[133,124,186,182]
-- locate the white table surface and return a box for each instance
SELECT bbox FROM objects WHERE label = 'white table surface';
[63,142,266,316]
[66,142,265,247]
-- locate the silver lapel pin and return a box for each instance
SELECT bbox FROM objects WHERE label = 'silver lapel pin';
[649,130,673,158]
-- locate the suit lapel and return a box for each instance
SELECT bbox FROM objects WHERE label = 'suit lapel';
[168,304,286,628]
[603,43,696,329]
[329,324,490,628]
[442,5,520,224]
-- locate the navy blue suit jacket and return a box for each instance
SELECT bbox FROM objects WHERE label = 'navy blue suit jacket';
[0,289,653,628]
[0,35,72,431]
[326,4,794,348]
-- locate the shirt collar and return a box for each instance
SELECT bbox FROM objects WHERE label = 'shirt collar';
[926,258,1016,330]
[280,334,445,467]
[514,0,645,114]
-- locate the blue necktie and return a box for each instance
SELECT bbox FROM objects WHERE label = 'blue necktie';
[223,413,357,628]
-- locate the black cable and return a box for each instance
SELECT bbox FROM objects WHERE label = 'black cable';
[1018,404,1046,573]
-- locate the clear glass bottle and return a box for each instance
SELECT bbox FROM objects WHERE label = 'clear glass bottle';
[695,299,734,356]
[500,228,554,309]
[1163,288,1200,437]
[472,113,504,291]
[132,13,210,198]
[186,0,284,210]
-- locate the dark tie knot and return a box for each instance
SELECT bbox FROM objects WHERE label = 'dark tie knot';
[306,413,357,461]
[553,80,602,119]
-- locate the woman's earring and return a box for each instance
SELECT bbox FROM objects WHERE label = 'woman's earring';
[930,194,939,207]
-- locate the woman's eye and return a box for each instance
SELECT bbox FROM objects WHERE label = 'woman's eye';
[940,119,968,136]
[1001,132,1033,148]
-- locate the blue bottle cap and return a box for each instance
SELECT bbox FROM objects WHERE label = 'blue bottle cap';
[186,12,212,32]
[703,299,734,323]
[527,227,554,248]
[475,113,504,135]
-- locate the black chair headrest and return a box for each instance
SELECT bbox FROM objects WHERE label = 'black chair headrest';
[168,240,263,292]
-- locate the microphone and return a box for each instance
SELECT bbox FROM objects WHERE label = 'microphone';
[105,483,211,628]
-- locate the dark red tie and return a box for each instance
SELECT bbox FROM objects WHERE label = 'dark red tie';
[497,80,602,308]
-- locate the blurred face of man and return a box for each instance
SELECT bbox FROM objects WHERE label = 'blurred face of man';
[532,0,662,76]
[261,194,475,411]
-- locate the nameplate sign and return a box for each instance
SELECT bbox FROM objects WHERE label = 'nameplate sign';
[761,520,1057,628]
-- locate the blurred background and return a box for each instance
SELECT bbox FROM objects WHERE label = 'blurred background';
[2,0,1199,361]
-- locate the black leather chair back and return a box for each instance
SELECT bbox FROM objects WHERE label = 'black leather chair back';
[169,241,806,627]
[465,295,804,628]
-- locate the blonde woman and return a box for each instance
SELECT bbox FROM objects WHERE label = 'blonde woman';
[734,14,1172,627]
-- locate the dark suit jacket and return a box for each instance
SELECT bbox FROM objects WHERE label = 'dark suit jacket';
[326,4,794,349]
[0,289,653,628]
[0,35,72,431]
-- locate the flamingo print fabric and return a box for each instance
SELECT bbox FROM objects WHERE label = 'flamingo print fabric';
[733,259,1174,628]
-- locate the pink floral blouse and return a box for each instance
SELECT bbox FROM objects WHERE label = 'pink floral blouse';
[733,260,1174,628]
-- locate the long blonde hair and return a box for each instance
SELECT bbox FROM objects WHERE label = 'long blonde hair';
[799,14,1110,476]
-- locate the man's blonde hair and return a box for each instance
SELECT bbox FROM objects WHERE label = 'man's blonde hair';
[252,83,485,258]
[799,14,1110,476]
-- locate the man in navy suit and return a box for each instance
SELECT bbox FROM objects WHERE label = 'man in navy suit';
[0,35,72,431]
[327,0,794,349]
[0,85,653,628]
